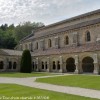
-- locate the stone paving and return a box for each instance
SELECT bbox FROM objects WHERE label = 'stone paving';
[0,74,100,99]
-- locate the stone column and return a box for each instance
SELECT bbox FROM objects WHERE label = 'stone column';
[78,61,83,74]
[36,58,39,72]
[12,61,13,71]
[74,55,79,74]
[59,56,63,73]
[62,61,67,73]
[55,61,57,72]
[93,54,99,74]
[47,57,51,72]
[5,57,8,71]
[44,62,46,72]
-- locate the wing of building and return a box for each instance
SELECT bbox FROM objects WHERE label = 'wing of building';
[1,9,100,74]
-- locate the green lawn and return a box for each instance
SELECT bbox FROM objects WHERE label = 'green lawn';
[36,75,100,90]
[0,72,56,78]
[0,84,98,100]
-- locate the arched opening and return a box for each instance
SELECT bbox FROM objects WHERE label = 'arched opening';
[8,61,12,69]
[13,62,17,69]
[53,61,56,70]
[57,61,60,70]
[66,58,76,72]
[64,36,69,45]
[82,57,94,73]
[42,62,44,69]
[45,62,48,70]
[86,31,91,42]
[48,39,52,47]
[0,61,4,69]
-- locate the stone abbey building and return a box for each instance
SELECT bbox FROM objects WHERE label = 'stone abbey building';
[0,9,100,74]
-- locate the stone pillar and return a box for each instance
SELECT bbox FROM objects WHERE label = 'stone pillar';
[93,54,99,74]
[75,55,79,74]
[47,57,51,72]
[78,61,83,74]
[59,56,63,73]
[44,62,46,72]
[5,57,8,71]
[36,58,39,72]
[62,61,67,73]
[55,61,57,72]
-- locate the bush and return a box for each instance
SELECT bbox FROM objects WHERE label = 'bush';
[20,50,32,73]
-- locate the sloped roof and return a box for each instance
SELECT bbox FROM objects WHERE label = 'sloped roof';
[19,33,34,43]
[33,18,100,39]
[32,43,100,57]
[0,49,22,56]
[20,9,100,42]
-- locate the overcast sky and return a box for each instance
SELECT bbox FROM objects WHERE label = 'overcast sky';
[0,0,100,25]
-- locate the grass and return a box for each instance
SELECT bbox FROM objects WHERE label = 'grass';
[0,72,57,78]
[0,84,98,100]
[36,75,100,90]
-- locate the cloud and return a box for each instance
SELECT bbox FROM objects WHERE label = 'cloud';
[0,0,99,25]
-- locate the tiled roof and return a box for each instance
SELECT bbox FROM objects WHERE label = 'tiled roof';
[19,33,34,43]
[32,43,100,57]
[20,9,100,42]
[0,49,22,56]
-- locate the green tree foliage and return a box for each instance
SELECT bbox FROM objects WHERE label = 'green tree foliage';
[15,21,44,42]
[0,24,17,49]
[0,22,44,49]
[20,50,32,73]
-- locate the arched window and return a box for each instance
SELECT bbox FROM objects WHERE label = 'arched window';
[36,42,38,49]
[64,36,69,45]
[0,61,4,69]
[45,62,48,69]
[48,39,52,47]
[42,62,44,69]
[13,62,17,69]
[8,61,12,69]
[57,61,60,70]
[53,61,56,70]
[86,31,91,42]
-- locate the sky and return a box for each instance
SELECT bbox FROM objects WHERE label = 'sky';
[0,0,100,26]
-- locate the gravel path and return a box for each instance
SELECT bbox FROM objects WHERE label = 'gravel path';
[0,74,100,99]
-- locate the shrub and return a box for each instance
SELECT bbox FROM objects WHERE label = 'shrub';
[20,50,32,73]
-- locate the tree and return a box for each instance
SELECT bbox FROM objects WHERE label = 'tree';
[0,24,8,31]
[14,21,44,42]
[20,50,32,73]
[0,21,44,49]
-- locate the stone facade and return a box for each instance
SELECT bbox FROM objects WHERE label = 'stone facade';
[0,49,21,72]
[1,9,100,74]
